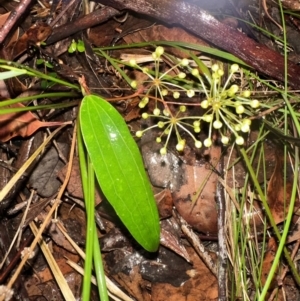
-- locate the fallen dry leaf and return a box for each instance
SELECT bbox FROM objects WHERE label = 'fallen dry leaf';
[261,237,278,287]
[123,23,209,58]
[260,237,284,301]
[173,146,220,235]
[7,22,52,60]
[267,149,300,224]
[0,103,65,142]
[0,13,19,47]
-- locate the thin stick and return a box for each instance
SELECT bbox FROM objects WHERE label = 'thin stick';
[178,214,217,277]
[216,155,227,301]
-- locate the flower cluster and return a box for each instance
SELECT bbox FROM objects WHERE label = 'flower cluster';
[131,46,261,154]
[129,46,194,111]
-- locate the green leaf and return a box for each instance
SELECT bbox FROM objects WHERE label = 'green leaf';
[0,69,26,80]
[68,39,77,53]
[80,95,160,252]
[77,40,86,53]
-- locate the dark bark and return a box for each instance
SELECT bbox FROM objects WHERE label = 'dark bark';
[97,0,300,89]
[46,7,120,45]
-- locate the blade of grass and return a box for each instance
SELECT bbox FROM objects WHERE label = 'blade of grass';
[239,147,300,290]
[77,123,94,301]
[96,41,248,66]
[0,125,67,202]
[77,118,109,301]
[0,61,80,91]
[93,228,109,301]
[0,92,78,108]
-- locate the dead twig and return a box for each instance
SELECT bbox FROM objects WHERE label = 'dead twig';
[177,213,218,277]
[216,156,227,301]
[46,7,120,45]
[96,0,300,88]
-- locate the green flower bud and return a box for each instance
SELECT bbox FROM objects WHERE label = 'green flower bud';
[217,69,224,76]
[155,46,164,57]
[242,90,251,98]
[181,58,189,66]
[178,72,186,79]
[241,124,250,133]
[203,114,213,123]
[187,90,195,98]
[201,100,209,109]
[136,131,143,137]
[139,97,149,108]
[235,124,241,131]
[250,99,260,108]
[158,121,165,128]
[129,59,137,66]
[236,105,245,114]
[230,64,239,73]
[194,127,201,133]
[173,91,180,99]
[221,136,229,145]
[156,137,162,143]
[229,84,239,94]
[193,120,200,127]
[211,64,219,72]
[160,147,167,155]
[161,89,168,96]
[176,140,185,151]
[152,52,158,60]
[192,68,199,76]
[164,128,170,135]
[242,118,251,126]
[142,113,149,119]
[180,105,186,112]
[204,138,212,147]
[131,80,137,89]
[153,108,161,116]
[163,109,170,116]
[139,102,146,108]
[195,140,202,148]
[213,120,223,129]
[236,136,244,145]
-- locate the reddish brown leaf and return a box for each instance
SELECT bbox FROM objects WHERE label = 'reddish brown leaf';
[0,103,65,142]
[261,237,278,286]
[0,12,19,47]
[173,146,220,235]
[267,149,300,224]
[260,237,284,301]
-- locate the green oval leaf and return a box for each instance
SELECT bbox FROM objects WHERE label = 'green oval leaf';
[80,95,160,252]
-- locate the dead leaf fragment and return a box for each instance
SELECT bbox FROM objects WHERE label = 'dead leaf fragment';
[0,103,65,142]
[261,237,280,292]
[124,24,209,58]
[173,146,220,234]
[267,149,300,224]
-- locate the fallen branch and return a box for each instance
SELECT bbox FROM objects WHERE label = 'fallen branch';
[97,0,300,89]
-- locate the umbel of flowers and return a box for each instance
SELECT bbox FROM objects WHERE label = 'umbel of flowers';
[132,46,261,155]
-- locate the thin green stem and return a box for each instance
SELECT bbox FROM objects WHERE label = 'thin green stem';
[93,228,109,301]
[81,157,95,301]
[0,92,78,107]
[239,147,300,295]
